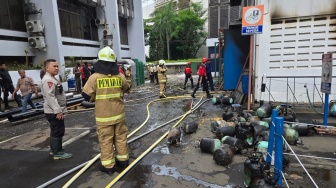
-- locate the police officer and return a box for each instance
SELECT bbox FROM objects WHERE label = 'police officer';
[183,62,194,89]
[191,60,213,99]
[158,59,167,98]
[204,58,215,91]
[82,47,130,175]
[41,59,72,160]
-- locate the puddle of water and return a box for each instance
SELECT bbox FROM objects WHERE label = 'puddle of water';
[152,164,235,188]
[152,144,170,154]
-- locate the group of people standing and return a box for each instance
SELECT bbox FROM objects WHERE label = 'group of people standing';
[148,58,214,99]
[72,62,94,93]
[0,63,38,112]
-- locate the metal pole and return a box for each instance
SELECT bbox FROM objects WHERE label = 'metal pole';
[274,117,284,186]
[214,42,218,78]
[247,35,253,110]
[266,109,278,164]
[323,93,329,127]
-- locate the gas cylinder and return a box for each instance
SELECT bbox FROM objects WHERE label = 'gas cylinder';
[250,121,269,129]
[290,123,309,136]
[284,127,299,145]
[244,152,265,187]
[253,125,269,139]
[262,117,272,125]
[248,116,261,122]
[255,131,269,142]
[242,112,253,120]
[237,117,246,122]
[221,136,245,153]
[200,138,222,154]
[222,112,234,121]
[255,141,268,153]
[235,122,254,147]
[211,120,235,133]
[256,103,272,118]
[212,95,222,105]
[329,100,336,117]
[213,144,234,166]
[215,126,235,139]
[182,121,198,134]
[251,171,278,188]
[221,96,234,105]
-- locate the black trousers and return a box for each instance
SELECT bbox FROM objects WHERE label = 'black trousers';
[3,84,21,107]
[206,73,214,91]
[45,113,65,138]
[154,72,158,84]
[192,76,209,95]
[184,74,194,88]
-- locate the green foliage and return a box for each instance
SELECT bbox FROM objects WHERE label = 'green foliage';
[146,1,207,61]
[6,63,43,71]
[59,69,71,83]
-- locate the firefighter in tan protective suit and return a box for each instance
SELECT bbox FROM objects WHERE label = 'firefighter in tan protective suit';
[125,65,132,87]
[82,46,130,175]
[158,59,167,98]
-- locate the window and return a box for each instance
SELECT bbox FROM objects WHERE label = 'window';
[57,0,98,41]
[0,0,25,32]
[119,17,128,45]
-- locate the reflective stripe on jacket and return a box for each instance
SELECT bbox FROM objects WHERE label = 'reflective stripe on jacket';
[83,73,130,125]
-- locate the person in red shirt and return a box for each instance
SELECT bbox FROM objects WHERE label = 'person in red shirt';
[119,65,125,75]
[191,58,213,98]
[183,62,194,89]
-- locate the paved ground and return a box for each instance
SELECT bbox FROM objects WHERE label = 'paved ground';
[0,74,335,188]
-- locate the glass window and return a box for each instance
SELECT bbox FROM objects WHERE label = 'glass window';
[0,0,25,32]
[57,0,98,41]
[119,17,128,45]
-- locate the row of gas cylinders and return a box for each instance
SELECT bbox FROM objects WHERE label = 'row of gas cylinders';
[166,121,199,144]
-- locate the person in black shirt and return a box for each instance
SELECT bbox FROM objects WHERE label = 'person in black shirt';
[0,63,22,109]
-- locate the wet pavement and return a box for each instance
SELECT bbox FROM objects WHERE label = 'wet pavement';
[0,74,336,188]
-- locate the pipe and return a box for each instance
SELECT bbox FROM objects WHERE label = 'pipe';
[36,162,88,188]
[81,101,95,108]
[61,96,205,188]
[0,103,43,119]
[105,98,207,188]
[247,35,254,110]
[7,97,84,122]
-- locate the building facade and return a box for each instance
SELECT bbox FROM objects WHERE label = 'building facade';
[0,0,145,76]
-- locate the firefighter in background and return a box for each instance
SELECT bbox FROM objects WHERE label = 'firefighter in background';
[183,62,194,89]
[191,59,213,99]
[149,64,155,83]
[158,59,167,98]
[125,65,132,87]
[82,46,130,175]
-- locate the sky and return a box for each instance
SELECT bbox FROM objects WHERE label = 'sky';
[142,0,155,7]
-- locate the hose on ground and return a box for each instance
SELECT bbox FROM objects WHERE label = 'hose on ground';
[60,95,203,188]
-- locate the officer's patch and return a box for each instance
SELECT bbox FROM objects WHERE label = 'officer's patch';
[48,82,53,88]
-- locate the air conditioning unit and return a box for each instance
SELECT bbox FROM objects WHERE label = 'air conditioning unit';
[28,36,46,49]
[26,20,44,33]
[103,28,112,36]
[102,39,112,47]
[95,19,105,26]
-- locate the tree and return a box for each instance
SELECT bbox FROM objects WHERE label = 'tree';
[148,1,176,60]
[145,1,207,60]
[171,2,207,59]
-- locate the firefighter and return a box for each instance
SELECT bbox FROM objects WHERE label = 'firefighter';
[191,59,213,99]
[183,62,194,89]
[158,59,167,98]
[82,46,130,175]
[125,65,132,87]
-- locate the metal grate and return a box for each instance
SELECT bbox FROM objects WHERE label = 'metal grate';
[269,15,336,70]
